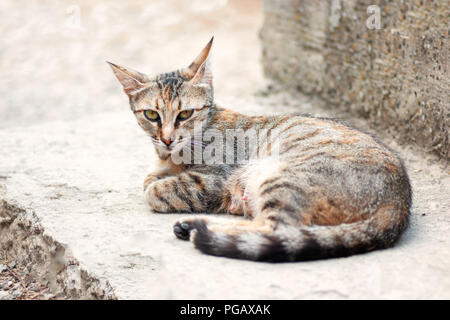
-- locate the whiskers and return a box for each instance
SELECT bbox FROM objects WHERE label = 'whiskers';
[188,132,208,149]
[149,136,164,148]
[147,133,209,159]
[190,139,208,149]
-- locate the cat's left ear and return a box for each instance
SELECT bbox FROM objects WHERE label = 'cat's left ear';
[189,58,213,87]
[184,37,214,88]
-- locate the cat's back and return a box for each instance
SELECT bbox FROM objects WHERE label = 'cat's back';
[271,114,402,171]
[263,114,411,212]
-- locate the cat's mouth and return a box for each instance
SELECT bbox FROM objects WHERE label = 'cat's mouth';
[155,144,174,160]
[155,139,188,157]
[156,143,174,153]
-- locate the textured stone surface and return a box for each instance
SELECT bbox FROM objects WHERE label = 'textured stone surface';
[0,0,449,300]
[0,199,117,299]
[1,97,450,299]
[261,0,449,159]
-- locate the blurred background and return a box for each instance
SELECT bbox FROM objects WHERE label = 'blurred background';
[1,0,447,159]
[0,0,449,300]
[0,0,263,128]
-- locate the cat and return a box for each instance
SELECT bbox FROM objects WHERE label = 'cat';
[108,37,412,262]
[222,167,254,218]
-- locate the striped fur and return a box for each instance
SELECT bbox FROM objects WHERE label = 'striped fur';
[109,38,412,262]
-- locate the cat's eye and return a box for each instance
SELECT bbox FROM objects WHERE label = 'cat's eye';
[177,110,193,121]
[143,110,160,122]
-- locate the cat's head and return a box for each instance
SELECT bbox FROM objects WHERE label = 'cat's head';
[108,37,214,159]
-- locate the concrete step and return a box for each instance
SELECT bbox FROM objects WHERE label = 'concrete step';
[1,97,449,299]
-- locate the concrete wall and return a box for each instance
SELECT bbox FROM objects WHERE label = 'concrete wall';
[260,0,449,159]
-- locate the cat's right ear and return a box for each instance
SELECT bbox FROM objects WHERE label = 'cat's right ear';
[107,61,148,96]
[182,37,214,80]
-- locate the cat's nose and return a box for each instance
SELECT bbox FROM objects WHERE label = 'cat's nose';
[161,137,172,146]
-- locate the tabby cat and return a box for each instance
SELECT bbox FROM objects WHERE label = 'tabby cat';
[108,37,412,262]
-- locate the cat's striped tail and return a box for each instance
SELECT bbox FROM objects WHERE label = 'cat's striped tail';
[189,205,409,262]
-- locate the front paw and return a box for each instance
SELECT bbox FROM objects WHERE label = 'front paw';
[173,220,195,240]
[143,173,164,190]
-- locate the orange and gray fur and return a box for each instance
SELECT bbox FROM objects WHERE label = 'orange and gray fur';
[108,38,412,262]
